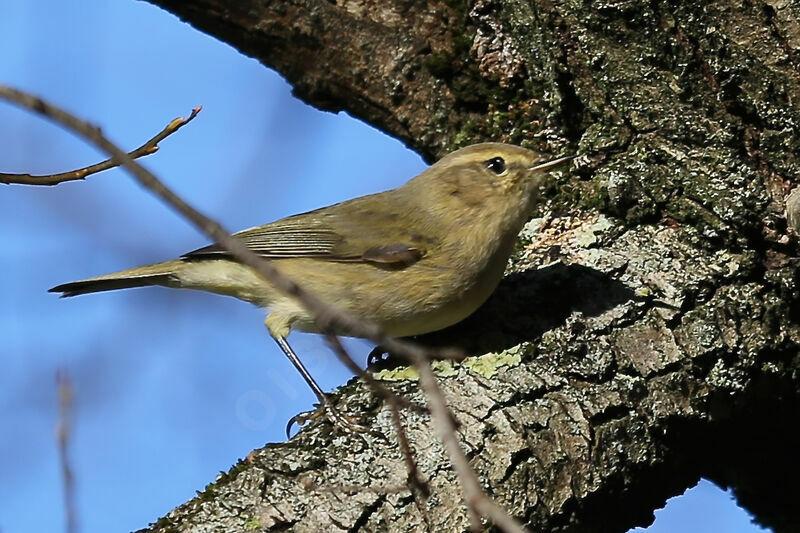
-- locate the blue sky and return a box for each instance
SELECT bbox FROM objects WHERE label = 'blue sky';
[0,2,768,532]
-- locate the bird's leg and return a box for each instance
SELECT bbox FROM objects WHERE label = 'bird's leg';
[271,334,369,438]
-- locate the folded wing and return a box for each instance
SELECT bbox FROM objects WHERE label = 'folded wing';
[184,194,432,269]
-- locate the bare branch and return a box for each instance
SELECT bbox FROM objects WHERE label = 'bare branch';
[0,84,527,532]
[322,334,423,413]
[0,106,200,186]
[416,361,528,533]
[324,335,429,492]
[55,370,77,533]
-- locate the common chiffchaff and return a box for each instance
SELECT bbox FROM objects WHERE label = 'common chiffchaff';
[51,143,572,430]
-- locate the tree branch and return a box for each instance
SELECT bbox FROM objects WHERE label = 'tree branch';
[128,1,800,530]
[55,370,76,533]
[0,107,200,186]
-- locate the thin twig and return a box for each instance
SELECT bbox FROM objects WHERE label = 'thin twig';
[0,85,527,533]
[416,361,527,532]
[324,335,429,495]
[0,107,201,186]
[56,370,77,533]
[322,335,422,413]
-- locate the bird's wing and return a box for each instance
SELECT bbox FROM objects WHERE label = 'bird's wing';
[183,195,432,268]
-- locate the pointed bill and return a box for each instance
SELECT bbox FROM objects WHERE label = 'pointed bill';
[529,154,575,173]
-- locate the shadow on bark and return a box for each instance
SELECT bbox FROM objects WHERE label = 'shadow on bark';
[370,262,640,367]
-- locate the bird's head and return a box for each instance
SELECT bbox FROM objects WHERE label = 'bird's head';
[408,142,573,230]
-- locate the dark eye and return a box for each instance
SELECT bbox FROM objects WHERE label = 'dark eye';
[485,157,506,175]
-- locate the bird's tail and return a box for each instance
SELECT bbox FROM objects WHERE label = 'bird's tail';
[49,260,184,297]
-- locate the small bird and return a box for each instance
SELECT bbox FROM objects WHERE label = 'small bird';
[50,143,572,432]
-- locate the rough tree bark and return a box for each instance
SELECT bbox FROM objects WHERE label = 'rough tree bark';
[140,1,800,531]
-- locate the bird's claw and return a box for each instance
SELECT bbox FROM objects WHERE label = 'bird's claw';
[286,400,379,439]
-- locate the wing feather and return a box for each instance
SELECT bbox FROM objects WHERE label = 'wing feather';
[183,193,433,268]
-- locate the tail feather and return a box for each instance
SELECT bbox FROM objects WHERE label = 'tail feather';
[49,260,183,298]
[49,275,172,297]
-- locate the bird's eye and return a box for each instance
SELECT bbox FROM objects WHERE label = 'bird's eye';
[485,157,506,175]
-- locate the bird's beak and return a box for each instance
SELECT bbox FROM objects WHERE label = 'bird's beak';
[529,154,575,173]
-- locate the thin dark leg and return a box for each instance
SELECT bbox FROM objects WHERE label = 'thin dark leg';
[274,335,329,404]
[272,335,369,438]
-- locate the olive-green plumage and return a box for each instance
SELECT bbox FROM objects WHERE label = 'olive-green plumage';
[50,143,571,423]
[51,143,570,338]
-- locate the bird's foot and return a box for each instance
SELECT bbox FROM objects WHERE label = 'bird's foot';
[286,398,373,439]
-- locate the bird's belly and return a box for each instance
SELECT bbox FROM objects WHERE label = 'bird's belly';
[279,250,509,338]
[286,281,496,337]
[375,269,501,337]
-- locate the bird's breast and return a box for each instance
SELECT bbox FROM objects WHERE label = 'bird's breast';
[371,228,516,337]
